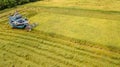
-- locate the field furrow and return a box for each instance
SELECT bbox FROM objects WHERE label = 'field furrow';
[0,45,39,67]
[1,30,120,59]
[0,30,119,67]
[0,39,80,67]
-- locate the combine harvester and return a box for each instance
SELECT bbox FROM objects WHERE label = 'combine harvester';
[9,11,38,31]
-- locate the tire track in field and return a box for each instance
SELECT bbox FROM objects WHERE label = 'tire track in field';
[0,31,119,66]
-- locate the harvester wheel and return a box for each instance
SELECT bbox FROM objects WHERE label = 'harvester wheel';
[25,25,32,31]
[12,27,16,29]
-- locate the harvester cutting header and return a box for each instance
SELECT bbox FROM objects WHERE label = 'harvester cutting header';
[9,11,38,31]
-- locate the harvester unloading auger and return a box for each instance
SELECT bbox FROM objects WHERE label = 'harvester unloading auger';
[9,11,38,31]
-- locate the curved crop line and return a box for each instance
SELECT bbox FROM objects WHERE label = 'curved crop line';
[1,31,120,59]
[0,35,113,66]
[0,38,79,67]
[0,47,39,67]
[0,37,119,67]
[0,31,119,61]
[2,30,120,55]
[0,31,119,63]
[0,44,40,65]
[0,32,119,65]
[0,50,39,67]
[0,40,68,67]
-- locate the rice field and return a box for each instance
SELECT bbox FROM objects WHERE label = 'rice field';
[0,0,120,67]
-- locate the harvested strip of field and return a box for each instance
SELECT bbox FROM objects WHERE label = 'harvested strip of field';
[0,29,119,67]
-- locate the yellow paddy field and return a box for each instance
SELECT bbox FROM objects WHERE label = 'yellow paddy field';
[0,0,120,67]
